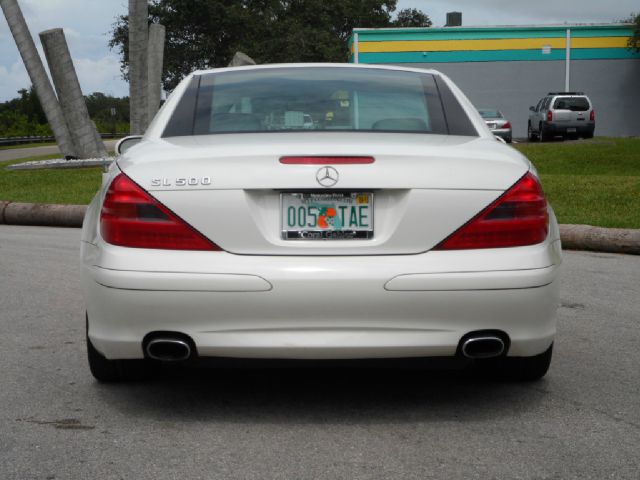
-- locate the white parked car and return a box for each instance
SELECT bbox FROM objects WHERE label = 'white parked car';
[81,64,561,382]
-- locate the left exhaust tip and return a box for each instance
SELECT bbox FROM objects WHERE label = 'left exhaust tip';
[145,338,191,362]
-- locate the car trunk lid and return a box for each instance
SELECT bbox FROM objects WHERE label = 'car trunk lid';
[118,132,529,255]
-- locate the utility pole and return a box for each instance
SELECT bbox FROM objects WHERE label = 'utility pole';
[110,107,117,136]
[565,28,571,92]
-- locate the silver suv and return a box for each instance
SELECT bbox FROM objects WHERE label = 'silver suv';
[528,92,595,141]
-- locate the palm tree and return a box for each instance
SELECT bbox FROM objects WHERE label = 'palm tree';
[0,0,76,157]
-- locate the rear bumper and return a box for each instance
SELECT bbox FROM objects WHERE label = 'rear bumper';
[82,236,562,361]
[491,128,512,141]
[545,122,594,135]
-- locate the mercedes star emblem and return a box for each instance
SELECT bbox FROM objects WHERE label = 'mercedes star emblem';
[316,166,339,187]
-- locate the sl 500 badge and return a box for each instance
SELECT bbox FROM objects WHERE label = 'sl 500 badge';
[151,177,212,187]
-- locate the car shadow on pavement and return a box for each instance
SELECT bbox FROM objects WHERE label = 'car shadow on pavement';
[93,362,549,425]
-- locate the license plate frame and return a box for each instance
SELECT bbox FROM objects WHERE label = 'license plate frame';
[566,127,577,133]
[280,192,374,240]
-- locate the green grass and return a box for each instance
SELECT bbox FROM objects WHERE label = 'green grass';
[0,155,103,204]
[514,138,640,228]
[1,138,639,228]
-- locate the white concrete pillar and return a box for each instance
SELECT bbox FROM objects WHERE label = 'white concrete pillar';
[146,23,165,125]
[228,51,256,67]
[39,28,107,159]
[129,0,148,134]
[0,0,76,157]
[353,33,360,64]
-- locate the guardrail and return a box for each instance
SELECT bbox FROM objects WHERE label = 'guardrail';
[0,134,125,147]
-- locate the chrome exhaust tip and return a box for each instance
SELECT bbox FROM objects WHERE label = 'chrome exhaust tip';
[145,338,191,362]
[461,336,505,359]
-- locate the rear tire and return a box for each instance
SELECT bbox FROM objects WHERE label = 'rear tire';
[477,344,553,381]
[86,314,155,382]
[538,123,548,142]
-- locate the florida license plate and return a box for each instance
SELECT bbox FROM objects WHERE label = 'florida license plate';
[281,192,373,240]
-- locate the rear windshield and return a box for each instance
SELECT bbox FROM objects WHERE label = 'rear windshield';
[478,109,502,119]
[553,97,590,111]
[163,67,478,137]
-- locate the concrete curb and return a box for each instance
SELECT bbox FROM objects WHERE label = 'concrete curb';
[5,158,112,170]
[559,224,640,255]
[0,201,639,255]
[0,201,86,228]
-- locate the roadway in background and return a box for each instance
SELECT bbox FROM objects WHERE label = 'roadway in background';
[0,139,118,162]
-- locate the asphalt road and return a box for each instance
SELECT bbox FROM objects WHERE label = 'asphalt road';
[1,225,639,480]
[0,140,118,162]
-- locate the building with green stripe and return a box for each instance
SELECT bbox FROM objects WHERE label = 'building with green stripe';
[349,24,640,137]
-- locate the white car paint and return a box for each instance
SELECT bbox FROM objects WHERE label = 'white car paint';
[81,64,561,373]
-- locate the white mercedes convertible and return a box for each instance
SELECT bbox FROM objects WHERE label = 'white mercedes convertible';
[81,64,561,382]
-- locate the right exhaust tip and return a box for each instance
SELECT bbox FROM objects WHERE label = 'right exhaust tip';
[145,338,191,362]
[461,336,505,359]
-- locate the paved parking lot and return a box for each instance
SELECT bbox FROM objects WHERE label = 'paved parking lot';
[1,225,639,480]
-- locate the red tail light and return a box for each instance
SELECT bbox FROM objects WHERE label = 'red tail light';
[100,173,221,250]
[590,110,595,121]
[434,172,549,250]
[503,121,512,129]
[547,110,553,121]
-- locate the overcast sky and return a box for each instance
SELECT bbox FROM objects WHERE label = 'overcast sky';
[1,0,637,101]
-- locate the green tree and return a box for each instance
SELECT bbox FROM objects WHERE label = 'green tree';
[16,87,47,123]
[0,89,130,137]
[0,87,50,136]
[0,87,46,124]
[85,92,130,134]
[85,92,129,123]
[393,8,432,28]
[110,0,430,91]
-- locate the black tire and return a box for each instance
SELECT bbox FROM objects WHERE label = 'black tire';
[477,344,553,382]
[87,315,154,382]
[583,131,594,139]
[527,122,537,141]
[538,123,547,142]
[505,136,512,144]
